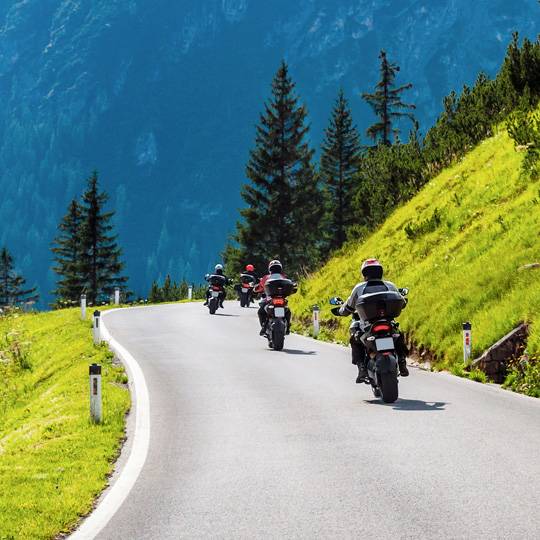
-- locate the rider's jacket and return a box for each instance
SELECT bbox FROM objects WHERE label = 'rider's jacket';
[340,279,399,317]
[254,272,287,294]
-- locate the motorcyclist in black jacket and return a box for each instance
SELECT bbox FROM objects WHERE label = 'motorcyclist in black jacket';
[204,264,230,308]
[339,259,409,382]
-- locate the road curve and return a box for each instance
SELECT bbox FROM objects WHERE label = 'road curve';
[95,302,539,539]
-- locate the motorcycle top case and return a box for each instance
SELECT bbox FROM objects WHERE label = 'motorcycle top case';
[264,276,296,297]
[355,290,405,321]
[208,274,227,286]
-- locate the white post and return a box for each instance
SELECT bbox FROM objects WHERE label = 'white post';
[89,363,102,423]
[463,322,472,364]
[80,294,87,320]
[93,310,101,345]
[188,285,193,301]
[312,305,320,338]
[114,287,120,305]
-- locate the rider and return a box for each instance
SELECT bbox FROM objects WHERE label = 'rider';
[339,258,409,382]
[204,264,230,308]
[254,260,292,336]
[243,264,257,280]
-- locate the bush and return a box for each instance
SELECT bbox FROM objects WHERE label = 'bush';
[504,354,540,397]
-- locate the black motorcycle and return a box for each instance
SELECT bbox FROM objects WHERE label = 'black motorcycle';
[330,288,408,403]
[206,274,227,315]
[237,273,257,307]
[262,276,296,351]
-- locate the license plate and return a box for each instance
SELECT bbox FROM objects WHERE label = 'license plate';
[211,291,219,298]
[375,337,395,351]
[241,288,248,293]
[274,307,285,317]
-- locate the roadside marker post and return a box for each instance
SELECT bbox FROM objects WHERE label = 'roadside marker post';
[188,285,193,301]
[89,363,102,424]
[313,305,320,338]
[463,322,472,364]
[114,287,120,306]
[80,294,87,320]
[93,310,101,345]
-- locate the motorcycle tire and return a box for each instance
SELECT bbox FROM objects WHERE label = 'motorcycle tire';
[209,297,218,315]
[379,372,398,403]
[271,320,286,351]
[240,292,247,307]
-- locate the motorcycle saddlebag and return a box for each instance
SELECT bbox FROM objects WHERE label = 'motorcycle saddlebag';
[355,290,405,321]
[264,276,295,297]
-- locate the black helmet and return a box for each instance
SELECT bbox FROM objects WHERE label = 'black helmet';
[268,259,282,274]
[361,258,383,280]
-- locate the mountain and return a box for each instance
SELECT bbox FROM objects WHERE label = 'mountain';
[0,0,538,304]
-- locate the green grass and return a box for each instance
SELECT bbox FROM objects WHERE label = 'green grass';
[290,126,540,390]
[0,308,130,539]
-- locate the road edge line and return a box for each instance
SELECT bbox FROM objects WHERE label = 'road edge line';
[69,308,151,539]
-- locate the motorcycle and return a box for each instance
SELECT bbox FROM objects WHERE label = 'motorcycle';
[237,273,257,307]
[262,275,296,351]
[330,288,408,403]
[206,274,227,314]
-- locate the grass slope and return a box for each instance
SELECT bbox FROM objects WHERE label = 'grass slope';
[290,128,540,375]
[0,309,130,539]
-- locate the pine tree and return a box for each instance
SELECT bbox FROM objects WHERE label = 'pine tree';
[79,172,127,304]
[234,61,321,276]
[162,274,172,301]
[149,280,162,303]
[362,50,416,145]
[320,90,362,253]
[0,247,38,307]
[51,199,84,303]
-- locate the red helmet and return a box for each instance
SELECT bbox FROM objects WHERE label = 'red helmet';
[245,264,255,272]
[361,258,383,280]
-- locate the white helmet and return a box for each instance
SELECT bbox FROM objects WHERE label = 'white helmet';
[268,259,282,273]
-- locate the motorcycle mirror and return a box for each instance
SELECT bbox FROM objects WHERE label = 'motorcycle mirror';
[399,288,409,296]
[329,296,344,305]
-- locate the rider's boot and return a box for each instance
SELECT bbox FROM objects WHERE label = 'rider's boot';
[356,361,368,383]
[398,357,409,377]
[259,323,267,336]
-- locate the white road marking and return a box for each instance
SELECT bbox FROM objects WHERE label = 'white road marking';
[69,308,151,540]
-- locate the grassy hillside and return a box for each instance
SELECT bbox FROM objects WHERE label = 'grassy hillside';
[290,127,540,390]
[0,309,130,539]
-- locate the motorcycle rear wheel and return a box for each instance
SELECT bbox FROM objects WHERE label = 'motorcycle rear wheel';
[379,372,398,403]
[272,322,285,351]
[240,292,247,307]
[209,297,218,314]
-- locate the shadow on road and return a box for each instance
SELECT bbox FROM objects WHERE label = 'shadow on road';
[214,313,240,317]
[282,349,317,355]
[364,398,447,411]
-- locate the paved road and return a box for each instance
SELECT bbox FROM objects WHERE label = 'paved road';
[97,302,539,539]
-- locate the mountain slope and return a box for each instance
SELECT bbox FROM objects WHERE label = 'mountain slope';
[0,0,538,303]
[289,126,540,372]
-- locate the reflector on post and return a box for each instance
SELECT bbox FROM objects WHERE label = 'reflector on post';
[463,322,472,364]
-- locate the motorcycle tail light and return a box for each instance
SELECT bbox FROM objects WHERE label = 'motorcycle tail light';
[373,324,391,333]
[212,285,221,291]
[273,298,285,306]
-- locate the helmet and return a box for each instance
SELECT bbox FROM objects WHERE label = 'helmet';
[214,264,223,275]
[245,264,255,272]
[268,259,282,274]
[361,258,383,280]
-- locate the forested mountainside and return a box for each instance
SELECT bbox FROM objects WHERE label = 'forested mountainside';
[0,0,537,303]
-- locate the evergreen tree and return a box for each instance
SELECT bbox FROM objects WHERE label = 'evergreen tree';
[234,61,322,275]
[0,247,38,307]
[362,50,416,145]
[51,199,84,303]
[162,274,172,301]
[79,172,127,304]
[149,280,162,303]
[320,90,362,253]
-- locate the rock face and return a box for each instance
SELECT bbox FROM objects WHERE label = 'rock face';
[473,324,528,383]
[0,1,538,302]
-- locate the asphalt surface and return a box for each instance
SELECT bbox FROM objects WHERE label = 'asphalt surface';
[97,302,540,539]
